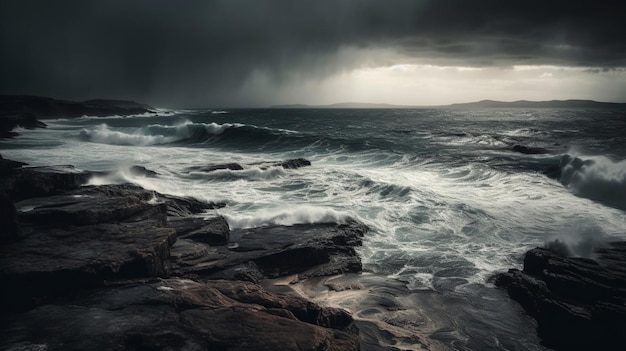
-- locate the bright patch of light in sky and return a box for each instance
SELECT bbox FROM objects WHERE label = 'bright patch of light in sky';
[257,63,626,106]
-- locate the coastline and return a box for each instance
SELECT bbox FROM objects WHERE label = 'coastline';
[2,154,625,350]
[0,156,363,350]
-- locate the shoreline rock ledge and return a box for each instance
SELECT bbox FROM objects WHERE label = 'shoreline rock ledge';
[496,244,626,350]
[0,157,365,350]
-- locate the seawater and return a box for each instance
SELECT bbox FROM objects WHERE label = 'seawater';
[3,108,626,349]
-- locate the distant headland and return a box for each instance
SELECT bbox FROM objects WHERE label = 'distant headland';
[271,99,626,109]
[0,95,155,138]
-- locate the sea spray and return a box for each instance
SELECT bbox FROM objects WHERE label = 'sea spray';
[559,154,626,208]
[223,205,351,229]
[544,221,606,258]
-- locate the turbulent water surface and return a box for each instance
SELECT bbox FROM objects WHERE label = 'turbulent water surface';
[3,108,626,350]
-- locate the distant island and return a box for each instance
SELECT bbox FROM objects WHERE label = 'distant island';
[0,95,155,138]
[271,99,626,109]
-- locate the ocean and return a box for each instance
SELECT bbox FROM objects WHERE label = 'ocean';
[2,107,626,350]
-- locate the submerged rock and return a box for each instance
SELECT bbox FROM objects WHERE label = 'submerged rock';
[512,144,549,155]
[186,162,244,172]
[496,243,626,350]
[186,158,311,173]
[279,158,312,169]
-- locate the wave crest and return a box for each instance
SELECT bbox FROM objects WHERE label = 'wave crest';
[559,154,626,208]
[78,121,236,146]
[224,205,350,229]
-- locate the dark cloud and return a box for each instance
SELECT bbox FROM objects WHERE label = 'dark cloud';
[1,0,624,106]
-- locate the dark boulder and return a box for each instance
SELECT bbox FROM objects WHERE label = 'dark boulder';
[496,243,626,350]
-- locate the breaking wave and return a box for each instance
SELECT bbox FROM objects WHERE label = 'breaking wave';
[224,205,351,229]
[559,154,626,209]
[76,120,316,150]
[78,121,250,146]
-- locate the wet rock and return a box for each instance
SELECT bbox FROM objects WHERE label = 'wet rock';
[186,162,244,172]
[0,112,47,138]
[0,219,176,311]
[512,144,549,155]
[161,193,226,216]
[0,158,365,350]
[210,279,356,332]
[17,192,160,227]
[0,193,20,243]
[180,216,230,246]
[0,184,182,310]
[172,221,368,280]
[166,216,209,235]
[7,165,92,201]
[496,243,626,350]
[129,165,158,177]
[0,155,27,176]
[279,158,312,169]
[0,278,360,351]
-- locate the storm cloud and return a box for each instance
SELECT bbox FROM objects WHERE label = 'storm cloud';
[1,0,625,106]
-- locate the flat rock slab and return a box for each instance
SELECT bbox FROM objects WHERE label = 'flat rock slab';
[496,242,626,350]
[0,278,359,351]
[2,165,92,201]
[0,218,176,311]
[170,221,368,280]
[0,184,205,311]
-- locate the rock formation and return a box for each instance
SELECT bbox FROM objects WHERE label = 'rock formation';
[0,156,364,350]
[496,244,626,350]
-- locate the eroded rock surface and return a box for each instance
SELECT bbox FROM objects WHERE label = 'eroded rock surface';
[1,278,360,351]
[170,221,367,281]
[0,157,364,350]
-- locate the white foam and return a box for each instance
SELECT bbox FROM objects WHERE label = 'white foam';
[80,124,177,145]
[560,154,626,207]
[78,121,236,146]
[224,205,351,229]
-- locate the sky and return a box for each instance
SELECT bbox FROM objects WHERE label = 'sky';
[1,0,625,107]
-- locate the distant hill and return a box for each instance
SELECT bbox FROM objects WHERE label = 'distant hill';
[447,99,626,108]
[271,99,626,109]
[270,102,415,109]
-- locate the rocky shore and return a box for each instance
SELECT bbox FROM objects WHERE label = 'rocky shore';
[0,156,365,350]
[496,244,626,350]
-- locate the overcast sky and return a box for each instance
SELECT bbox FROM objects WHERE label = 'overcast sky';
[1,1,625,107]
